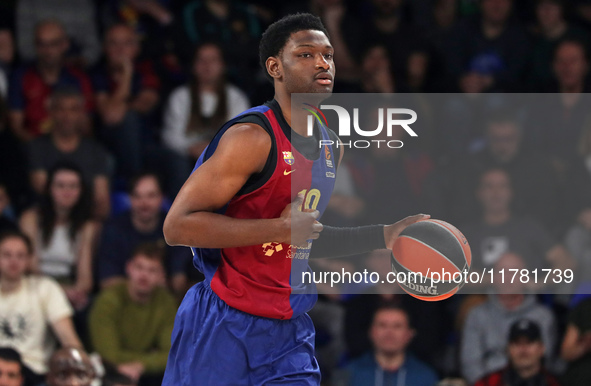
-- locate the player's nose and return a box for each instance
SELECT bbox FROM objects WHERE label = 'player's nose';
[315,55,330,70]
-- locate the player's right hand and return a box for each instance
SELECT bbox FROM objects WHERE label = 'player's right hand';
[280,193,323,247]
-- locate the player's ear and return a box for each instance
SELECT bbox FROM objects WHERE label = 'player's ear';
[266,56,282,80]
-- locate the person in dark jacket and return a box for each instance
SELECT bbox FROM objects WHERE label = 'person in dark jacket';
[475,319,561,386]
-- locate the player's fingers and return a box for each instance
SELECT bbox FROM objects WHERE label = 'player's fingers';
[292,192,305,207]
[313,222,323,233]
[309,232,321,240]
[400,213,430,226]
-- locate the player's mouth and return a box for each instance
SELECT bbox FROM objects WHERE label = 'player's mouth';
[314,73,333,85]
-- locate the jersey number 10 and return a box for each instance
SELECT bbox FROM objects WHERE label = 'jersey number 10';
[298,189,321,211]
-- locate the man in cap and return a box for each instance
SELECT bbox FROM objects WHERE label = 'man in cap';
[474,319,561,386]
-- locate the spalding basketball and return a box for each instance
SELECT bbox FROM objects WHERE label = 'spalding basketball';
[391,219,471,301]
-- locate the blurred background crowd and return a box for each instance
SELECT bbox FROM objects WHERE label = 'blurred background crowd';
[2,0,591,385]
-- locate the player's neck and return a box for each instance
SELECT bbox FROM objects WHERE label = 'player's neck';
[374,350,405,372]
[275,93,311,138]
[274,93,318,138]
[274,93,292,124]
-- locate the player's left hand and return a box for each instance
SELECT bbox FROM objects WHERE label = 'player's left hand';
[383,214,430,250]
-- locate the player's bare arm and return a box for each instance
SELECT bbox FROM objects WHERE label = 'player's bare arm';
[163,123,322,249]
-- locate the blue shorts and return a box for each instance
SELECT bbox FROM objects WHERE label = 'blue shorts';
[162,281,321,385]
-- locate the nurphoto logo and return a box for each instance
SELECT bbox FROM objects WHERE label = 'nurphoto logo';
[303,103,418,149]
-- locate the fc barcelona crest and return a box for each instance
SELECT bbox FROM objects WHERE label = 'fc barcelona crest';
[283,151,295,165]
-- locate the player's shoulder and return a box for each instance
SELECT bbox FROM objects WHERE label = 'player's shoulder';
[223,121,271,146]
[210,121,272,171]
[220,105,276,147]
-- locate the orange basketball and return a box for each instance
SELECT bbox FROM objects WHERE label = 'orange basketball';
[391,219,471,301]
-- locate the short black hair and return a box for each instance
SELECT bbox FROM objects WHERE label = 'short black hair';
[259,13,330,82]
[0,347,23,368]
[0,230,33,255]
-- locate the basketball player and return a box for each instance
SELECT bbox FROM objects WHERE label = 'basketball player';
[162,13,428,385]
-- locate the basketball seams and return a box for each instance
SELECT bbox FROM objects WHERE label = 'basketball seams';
[425,220,468,261]
[393,258,456,284]
[392,219,471,302]
[392,257,459,299]
[392,258,432,281]
[396,234,463,273]
[429,219,472,265]
[399,220,468,268]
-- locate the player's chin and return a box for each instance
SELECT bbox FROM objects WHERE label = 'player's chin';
[307,83,333,94]
[312,86,333,94]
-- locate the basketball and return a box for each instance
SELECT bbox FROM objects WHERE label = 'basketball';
[391,219,471,301]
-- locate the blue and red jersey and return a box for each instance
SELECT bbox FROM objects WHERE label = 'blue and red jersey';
[191,100,338,320]
[8,65,94,137]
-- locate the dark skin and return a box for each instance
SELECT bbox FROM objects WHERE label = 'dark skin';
[163,29,427,251]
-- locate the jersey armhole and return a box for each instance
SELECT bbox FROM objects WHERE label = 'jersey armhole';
[234,114,277,196]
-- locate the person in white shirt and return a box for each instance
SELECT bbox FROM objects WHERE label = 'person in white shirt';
[0,230,82,384]
[162,42,250,161]
[19,163,97,311]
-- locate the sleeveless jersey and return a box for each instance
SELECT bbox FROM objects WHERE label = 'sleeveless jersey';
[190,100,338,320]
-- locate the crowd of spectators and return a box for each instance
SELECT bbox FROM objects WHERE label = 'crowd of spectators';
[3,0,591,385]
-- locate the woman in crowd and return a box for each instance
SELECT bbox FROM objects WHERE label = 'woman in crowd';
[19,162,96,311]
[162,41,250,163]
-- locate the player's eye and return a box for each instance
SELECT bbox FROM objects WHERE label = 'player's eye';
[299,53,312,58]
[324,53,334,60]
